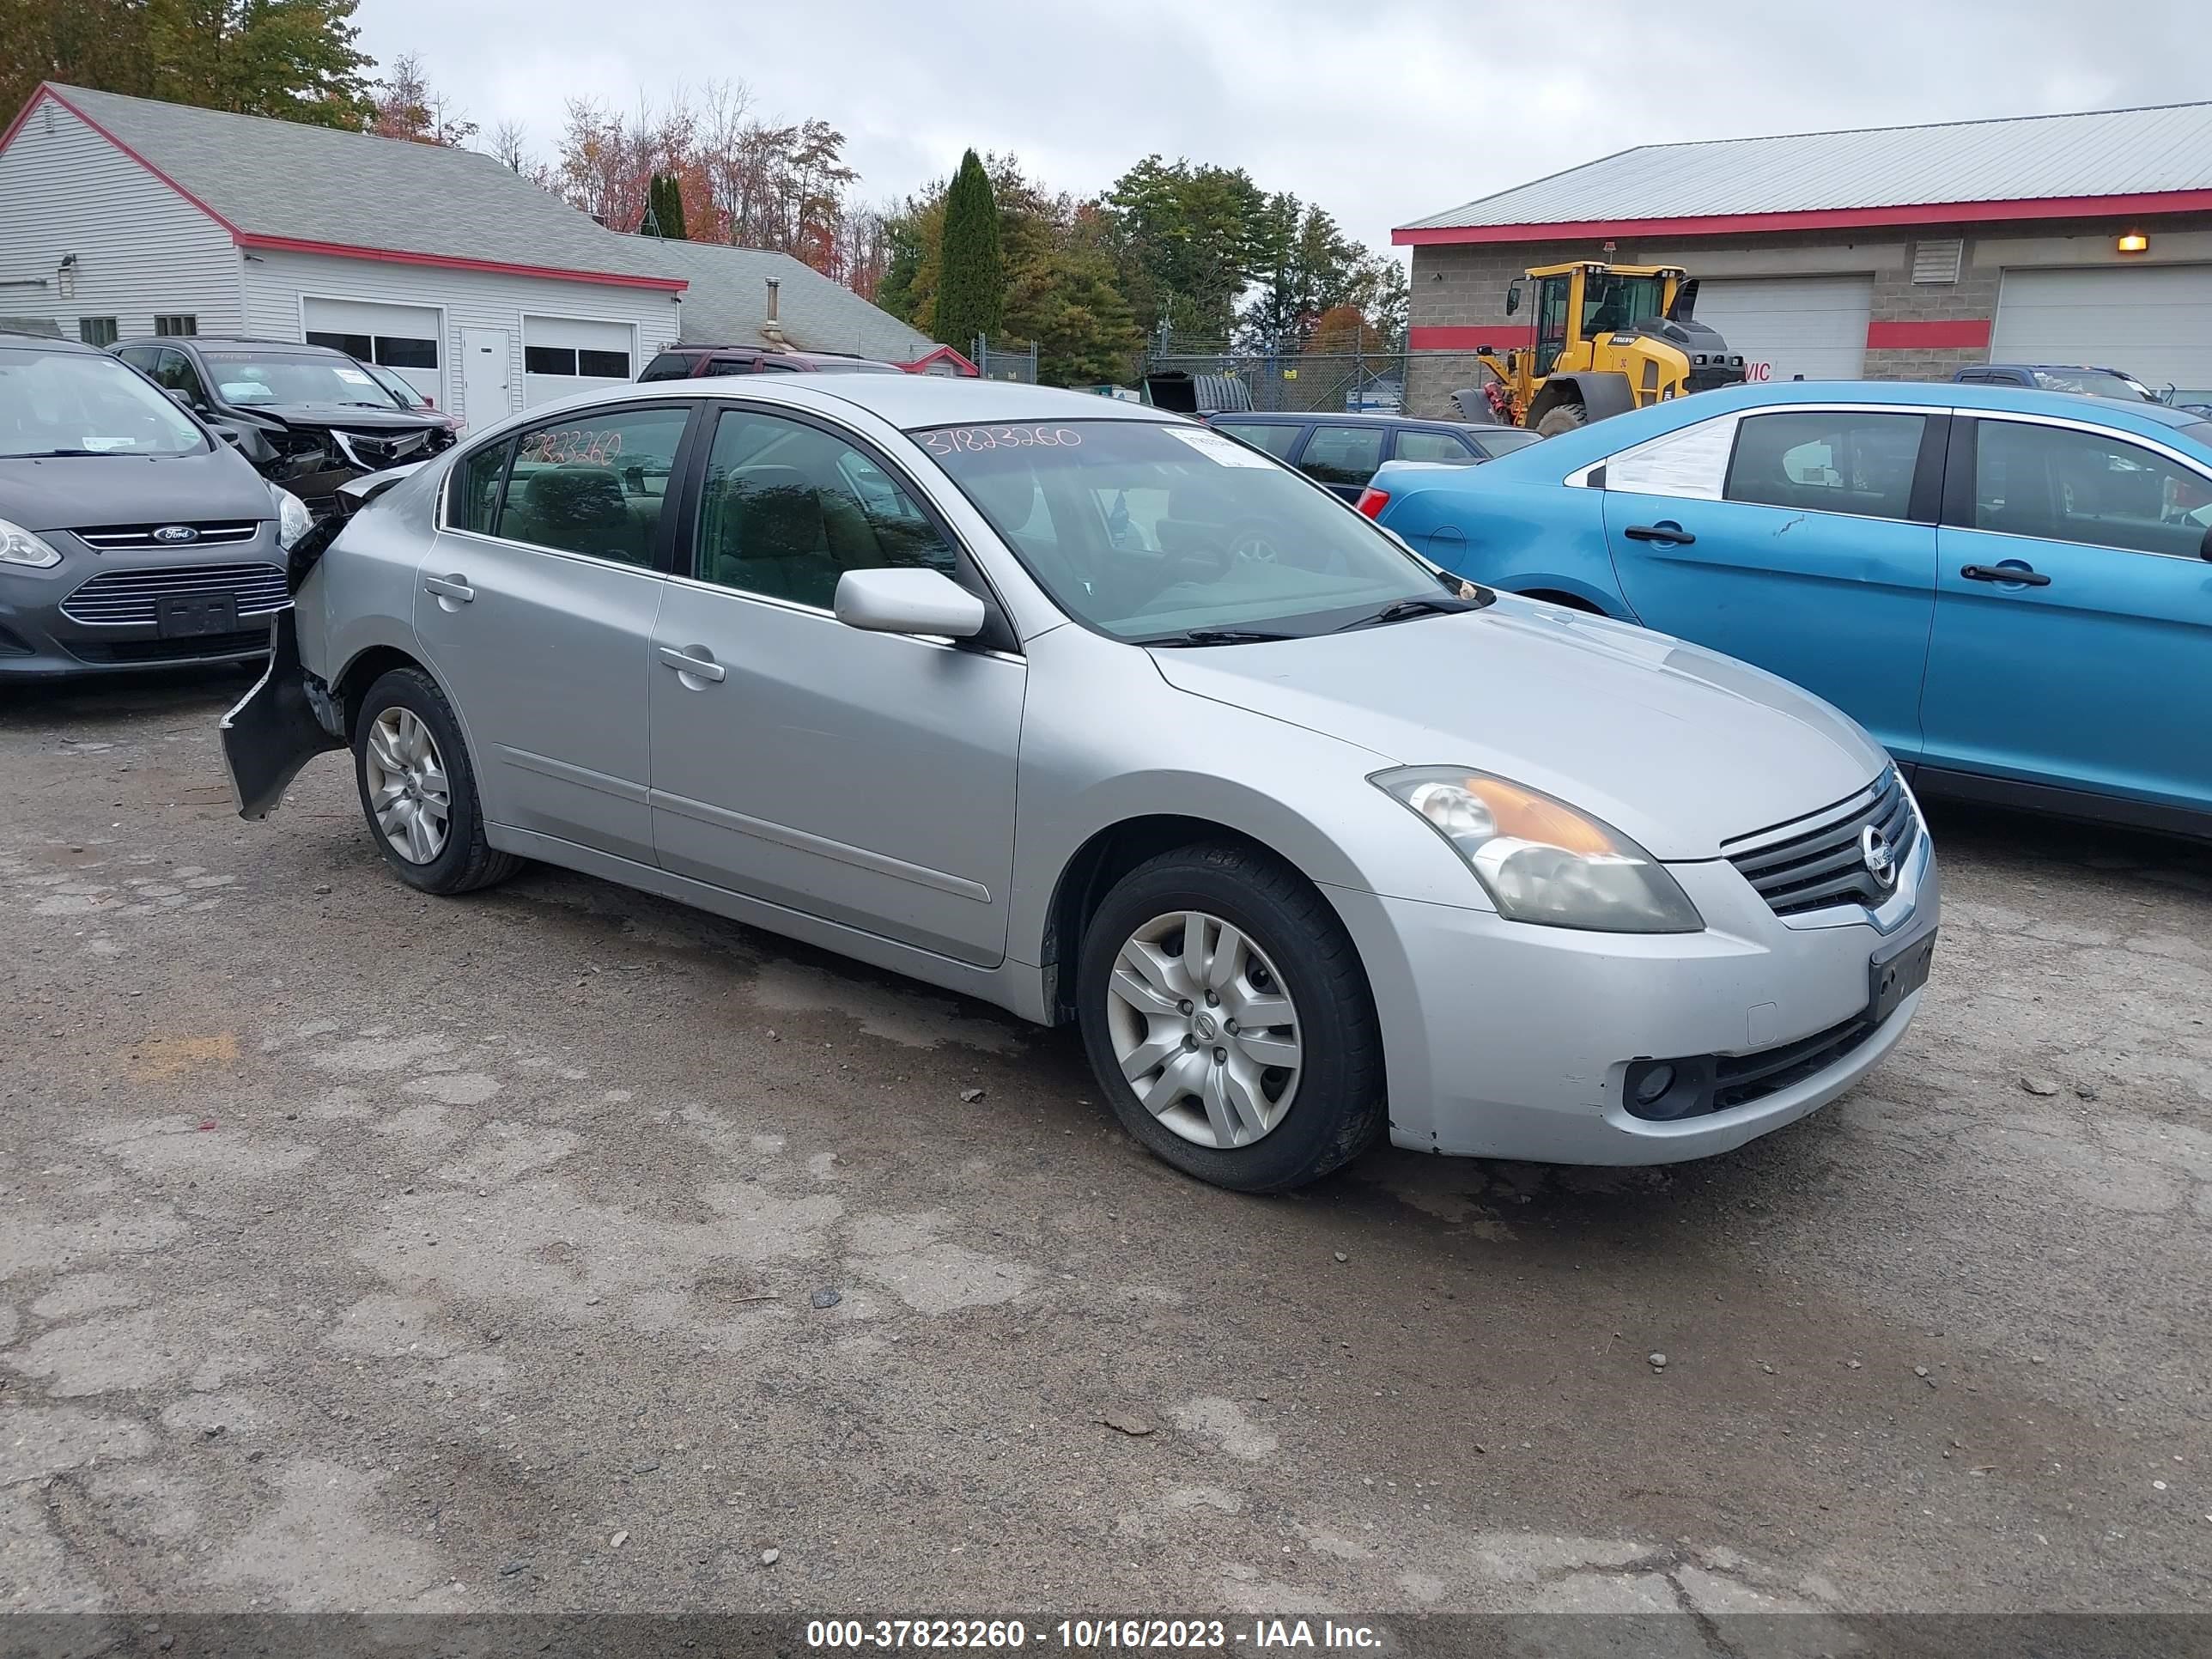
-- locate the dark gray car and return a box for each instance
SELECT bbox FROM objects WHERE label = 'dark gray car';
[0,332,307,678]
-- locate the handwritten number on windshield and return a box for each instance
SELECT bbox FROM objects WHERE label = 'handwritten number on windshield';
[921,426,1084,456]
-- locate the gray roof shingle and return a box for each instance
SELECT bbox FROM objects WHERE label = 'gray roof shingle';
[48,83,684,286]
[647,240,934,361]
[1399,101,2212,235]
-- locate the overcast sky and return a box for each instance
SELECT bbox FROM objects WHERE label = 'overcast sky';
[356,0,2211,255]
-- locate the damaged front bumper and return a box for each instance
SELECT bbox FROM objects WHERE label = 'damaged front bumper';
[220,600,343,819]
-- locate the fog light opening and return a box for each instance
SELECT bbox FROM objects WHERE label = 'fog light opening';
[1633,1063,1676,1107]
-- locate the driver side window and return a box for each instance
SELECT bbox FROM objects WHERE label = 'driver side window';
[152,349,206,404]
[690,410,960,609]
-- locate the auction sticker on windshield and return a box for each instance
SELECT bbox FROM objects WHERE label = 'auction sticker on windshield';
[1163,426,1277,466]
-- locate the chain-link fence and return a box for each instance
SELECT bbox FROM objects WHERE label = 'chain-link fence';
[1141,343,1408,416]
[971,335,1040,384]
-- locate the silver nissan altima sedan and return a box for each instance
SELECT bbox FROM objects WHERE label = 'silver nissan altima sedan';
[222,374,1937,1192]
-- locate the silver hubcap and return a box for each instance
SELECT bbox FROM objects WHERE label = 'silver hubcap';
[364,707,450,865]
[1106,909,1302,1150]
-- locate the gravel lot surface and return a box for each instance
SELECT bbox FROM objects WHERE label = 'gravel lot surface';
[3,670,2208,1629]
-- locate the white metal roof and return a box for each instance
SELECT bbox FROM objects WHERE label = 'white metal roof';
[1399,101,2212,234]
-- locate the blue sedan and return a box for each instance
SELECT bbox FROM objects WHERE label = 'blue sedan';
[1366,380,2212,838]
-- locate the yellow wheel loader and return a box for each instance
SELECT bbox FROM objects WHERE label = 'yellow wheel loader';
[1454,262,1747,434]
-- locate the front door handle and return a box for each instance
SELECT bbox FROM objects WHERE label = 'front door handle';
[658,645,726,684]
[1623,522,1695,545]
[1960,562,2051,587]
[422,574,474,602]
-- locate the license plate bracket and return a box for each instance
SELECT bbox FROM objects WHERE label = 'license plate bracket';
[1869,927,1937,1025]
[156,592,238,638]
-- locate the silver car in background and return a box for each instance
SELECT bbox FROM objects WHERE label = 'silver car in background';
[224,375,1936,1192]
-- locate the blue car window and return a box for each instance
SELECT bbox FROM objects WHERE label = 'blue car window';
[1973,419,2212,559]
[1724,410,1924,520]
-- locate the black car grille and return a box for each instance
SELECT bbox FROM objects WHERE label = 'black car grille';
[69,630,270,664]
[73,521,259,551]
[1723,769,1918,917]
[1710,1008,1881,1111]
[331,426,449,469]
[58,562,291,627]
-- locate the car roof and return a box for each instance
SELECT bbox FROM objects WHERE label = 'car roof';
[0,331,100,354]
[1213,410,1446,425]
[618,374,1182,432]
[115,334,347,355]
[1662,378,2205,428]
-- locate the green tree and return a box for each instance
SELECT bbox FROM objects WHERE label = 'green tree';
[642,171,688,239]
[3,0,374,128]
[1101,156,1267,341]
[933,149,1004,349]
[1240,196,1371,352]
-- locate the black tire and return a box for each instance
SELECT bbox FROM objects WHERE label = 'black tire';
[350,666,520,896]
[1076,843,1388,1193]
[1534,401,1589,436]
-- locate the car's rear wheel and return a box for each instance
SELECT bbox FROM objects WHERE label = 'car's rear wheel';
[351,667,519,896]
[1076,843,1386,1192]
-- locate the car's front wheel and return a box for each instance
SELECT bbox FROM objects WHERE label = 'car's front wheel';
[1076,844,1387,1192]
[351,666,519,896]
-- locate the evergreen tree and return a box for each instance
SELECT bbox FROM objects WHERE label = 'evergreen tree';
[643,172,688,239]
[932,149,1003,350]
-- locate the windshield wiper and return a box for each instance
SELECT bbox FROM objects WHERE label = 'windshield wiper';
[1331,595,1477,632]
[1133,628,1302,647]
[9,448,106,458]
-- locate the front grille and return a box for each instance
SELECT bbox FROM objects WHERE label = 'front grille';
[73,521,259,551]
[1723,769,1918,917]
[331,426,448,469]
[70,629,269,664]
[1711,1009,1881,1111]
[58,562,290,627]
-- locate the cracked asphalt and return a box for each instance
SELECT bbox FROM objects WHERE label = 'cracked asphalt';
[2,669,2209,1639]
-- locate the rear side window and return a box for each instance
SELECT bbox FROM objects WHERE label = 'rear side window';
[1212,420,1301,459]
[483,405,692,567]
[1724,410,1925,521]
[1298,424,1387,488]
[449,439,511,534]
[638,353,698,383]
[1971,419,2212,557]
[1394,428,1479,464]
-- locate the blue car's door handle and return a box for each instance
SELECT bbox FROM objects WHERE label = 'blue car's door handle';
[1623,522,1695,545]
[1961,562,2052,587]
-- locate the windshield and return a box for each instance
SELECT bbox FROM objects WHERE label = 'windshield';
[1582,272,1668,335]
[2031,368,2152,402]
[198,351,394,407]
[921,419,1465,641]
[0,348,208,458]
[361,362,427,409]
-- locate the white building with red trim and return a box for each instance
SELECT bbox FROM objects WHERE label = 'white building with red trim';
[1395,100,2212,416]
[0,83,933,426]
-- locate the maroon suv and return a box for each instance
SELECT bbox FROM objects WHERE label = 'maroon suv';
[636,345,904,381]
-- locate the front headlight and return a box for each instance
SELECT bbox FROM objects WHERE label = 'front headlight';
[1374,766,1703,933]
[0,517,63,568]
[270,485,313,550]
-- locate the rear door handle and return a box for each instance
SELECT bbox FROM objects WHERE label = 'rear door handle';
[658,645,726,684]
[1623,522,1695,545]
[1960,562,2051,587]
[422,574,474,602]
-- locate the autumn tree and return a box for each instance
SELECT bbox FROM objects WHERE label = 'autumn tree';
[3,0,374,128]
[933,149,1003,350]
[1100,156,1267,340]
[368,51,474,145]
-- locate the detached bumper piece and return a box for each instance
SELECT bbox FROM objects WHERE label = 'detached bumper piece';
[219,608,343,819]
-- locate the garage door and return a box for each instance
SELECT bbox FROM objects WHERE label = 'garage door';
[521,317,636,409]
[1993,266,2212,404]
[301,298,443,405]
[1690,276,1872,385]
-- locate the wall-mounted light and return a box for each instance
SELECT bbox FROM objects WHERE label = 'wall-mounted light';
[2118,232,2149,254]
[58,252,76,300]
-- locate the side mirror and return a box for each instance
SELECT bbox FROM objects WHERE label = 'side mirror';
[1504,282,1522,317]
[833,567,986,639]
[164,387,192,410]
[216,427,241,447]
